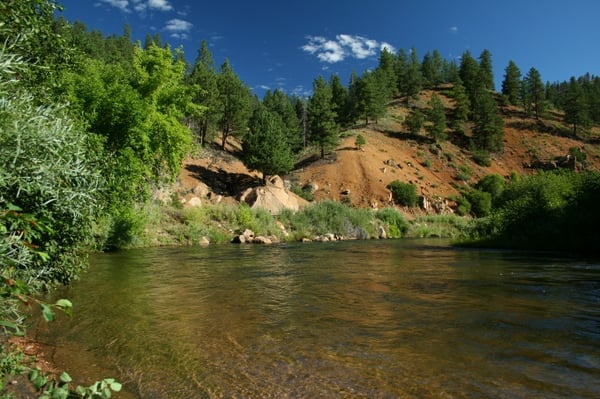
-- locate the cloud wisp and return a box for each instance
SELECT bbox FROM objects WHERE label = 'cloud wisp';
[164,18,193,39]
[97,0,173,14]
[302,34,395,63]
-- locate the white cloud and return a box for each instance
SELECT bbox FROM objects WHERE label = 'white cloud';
[450,26,458,34]
[302,34,395,63]
[148,0,172,11]
[97,0,130,12]
[164,19,193,33]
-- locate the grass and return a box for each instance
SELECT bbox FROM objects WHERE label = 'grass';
[100,199,475,247]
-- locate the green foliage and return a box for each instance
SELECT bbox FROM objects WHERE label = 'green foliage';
[475,174,505,202]
[471,149,492,167]
[404,109,425,135]
[464,189,492,217]
[472,90,504,152]
[375,208,409,238]
[355,134,366,149]
[466,171,600,253]
[454,195,472,216]
[29,369,121,399]
[426,93,447,142]
[501,60,522,105]
[243,106,295,181]
[455,165,473,182]
[262,89,302,152]
[217,59,252,150]
[0,71,101,285]
[388,181,419,207]
[279,201,375,239]
[308,76,339,158]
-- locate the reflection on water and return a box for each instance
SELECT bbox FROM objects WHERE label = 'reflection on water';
[37,239,600,398]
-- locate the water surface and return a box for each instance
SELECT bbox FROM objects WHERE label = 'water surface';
[38,239,600,398]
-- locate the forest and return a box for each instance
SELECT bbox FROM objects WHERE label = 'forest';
[1,0,600,396]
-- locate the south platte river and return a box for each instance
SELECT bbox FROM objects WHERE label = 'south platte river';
[35,239,600,398]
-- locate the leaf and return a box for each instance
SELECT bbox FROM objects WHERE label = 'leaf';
[55,299,72,316]
[59,371,72,383]
[41,304,55,322]
[75,385,87,395]
[109,381,122,392]
[0,320,18,329]
[7,203,22,211]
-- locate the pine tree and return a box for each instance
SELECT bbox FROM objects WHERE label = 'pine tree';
[459,50,482,114]
[451,77,471,133]
[478,49,495,92]
[402,47,422,105]
[426,93,447,142]
[188,40,219,146]
[376,48,398,99]
[308,76,339,158]
[404,109,425,136]
[501,60,522,105]
[263,89,302,152]
[329,74,353,128]
[524,67,545,119]
[242,105,294,183]
[354,70,386,126]
[563,77,591,137]
[216,59,252,150]
[473,90,504,152]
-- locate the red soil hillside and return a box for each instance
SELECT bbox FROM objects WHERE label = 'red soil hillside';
[180,89,600,213]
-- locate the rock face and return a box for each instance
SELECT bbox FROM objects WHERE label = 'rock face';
[240,175,308,215]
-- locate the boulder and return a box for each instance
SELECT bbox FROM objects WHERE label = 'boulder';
[192,182,211,198]
[199,236,210,245]
[232,235,246,244]
[253,236,272,244]
[241,175,309,215]
[378,226,387,239]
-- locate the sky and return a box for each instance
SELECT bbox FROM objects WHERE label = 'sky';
[57,0,600,98]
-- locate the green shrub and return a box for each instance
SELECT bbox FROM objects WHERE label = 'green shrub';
[465,189,492,217]
[475,174,505,203]
[387,180,419,207]
[375,207,409,238]
[472,150,492,167]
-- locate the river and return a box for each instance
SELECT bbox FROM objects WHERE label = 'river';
[36,239,600,398]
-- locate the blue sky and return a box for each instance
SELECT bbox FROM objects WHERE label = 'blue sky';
[57,0,600,97]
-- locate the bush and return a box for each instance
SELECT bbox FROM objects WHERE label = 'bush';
[472,150,492,167]
[375,207,409,238]
[465,189,492,217]
[388,180,419,207]
[475,174,505,203]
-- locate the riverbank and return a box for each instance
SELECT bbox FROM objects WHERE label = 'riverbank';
[106,199,470,250]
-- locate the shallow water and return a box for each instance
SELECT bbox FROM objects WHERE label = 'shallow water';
[38,239,600,398]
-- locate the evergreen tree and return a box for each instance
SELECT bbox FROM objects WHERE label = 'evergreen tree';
[422,50,444,88]
[524,67,545,119]
[402,47,423,105]
[563,77,591,137]
[188,40,219,147]
[376,48,398,99]
[426,93,447,142]
[473,91,504,152]
[404,109,425,135]
[242,105,294,183]
[451,77,471,133]
[395,48,408,95]
[354,70,386,125]
[308,76,339,158]
[329,74,353,128]
[501,60,522,105]
[263,89,302,152]
[216,59,252,150]
[478,49,495,92]
[459,50,482,111]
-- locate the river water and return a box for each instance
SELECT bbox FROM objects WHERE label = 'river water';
[37,239,600,398]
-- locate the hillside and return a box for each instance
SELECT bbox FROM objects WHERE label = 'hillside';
[179,88,600,215]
